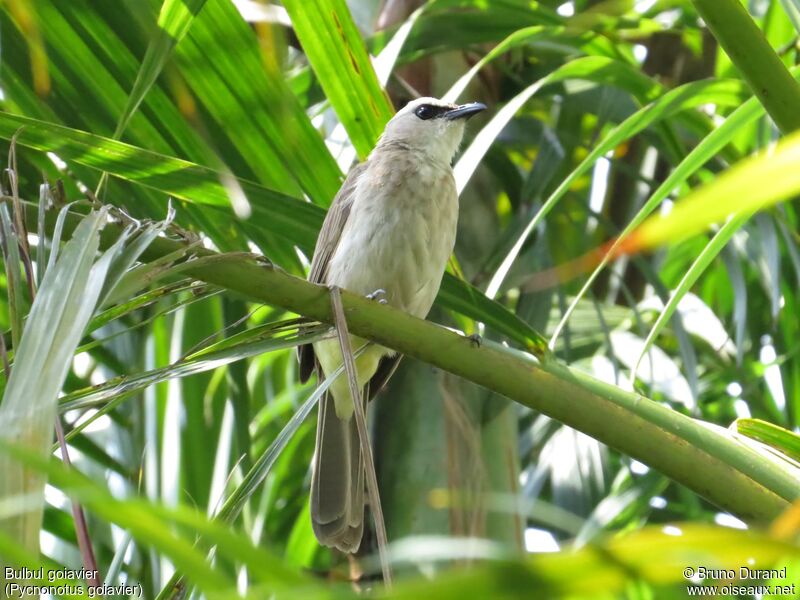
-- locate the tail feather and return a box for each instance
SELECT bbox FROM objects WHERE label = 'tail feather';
[310,392,364,552]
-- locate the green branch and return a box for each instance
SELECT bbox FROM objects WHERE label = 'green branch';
[692,0,800,134]
[36,204,800,522]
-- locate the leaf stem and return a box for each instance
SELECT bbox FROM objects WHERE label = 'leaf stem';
[692,0,800,133]
[330,286,392,587]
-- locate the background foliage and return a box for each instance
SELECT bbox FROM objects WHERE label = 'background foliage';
[1,0,800,598]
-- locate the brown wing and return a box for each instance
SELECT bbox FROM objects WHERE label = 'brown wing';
[308,162,367,285]
[298,162,367,382]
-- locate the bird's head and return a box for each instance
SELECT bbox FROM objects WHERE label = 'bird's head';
[376,97,486,164]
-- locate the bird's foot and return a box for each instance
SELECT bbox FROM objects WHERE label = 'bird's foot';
[366,289,388,304]
[468,333,482,347]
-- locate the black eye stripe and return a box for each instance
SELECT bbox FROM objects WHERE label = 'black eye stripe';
[414,104,451,120]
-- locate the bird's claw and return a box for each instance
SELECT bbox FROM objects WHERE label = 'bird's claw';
[366,289,388,304]
[468,333,482,347]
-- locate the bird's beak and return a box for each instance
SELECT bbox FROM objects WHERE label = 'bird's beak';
[444,102,487,120]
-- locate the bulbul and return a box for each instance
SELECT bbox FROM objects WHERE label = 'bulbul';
[298,97,486,552]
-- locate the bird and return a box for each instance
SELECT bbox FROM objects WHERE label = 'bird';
[298,97,486,552]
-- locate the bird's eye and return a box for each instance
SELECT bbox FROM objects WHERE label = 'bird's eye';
[414,105,436,120]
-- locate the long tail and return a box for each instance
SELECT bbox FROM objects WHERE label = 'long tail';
[310,392,364,552]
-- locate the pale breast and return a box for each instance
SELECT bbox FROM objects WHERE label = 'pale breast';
[325,152,458,318]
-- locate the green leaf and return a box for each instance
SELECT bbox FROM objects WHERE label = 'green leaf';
[628,127,800,250]
[463,60,747,300]
[175,0,343,205]
[0,208,114,552]
[0,205,28,349]
[155,360,349,599]
[282,0,394,159]
[59,321,327,413]
[438,276,547,351]
[113,0,208,139]
[551,80,781,343]
[0,112,323,250]
[384,525,800,598]
[0,441,237,594]
[1,0,336,245]
[631,212,751,384]
[736,418,800,463]
[442,24,628,105]
[398,0,563,59]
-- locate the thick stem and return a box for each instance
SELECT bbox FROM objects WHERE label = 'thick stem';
[32,204,800,522]
[692,0,800,134]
